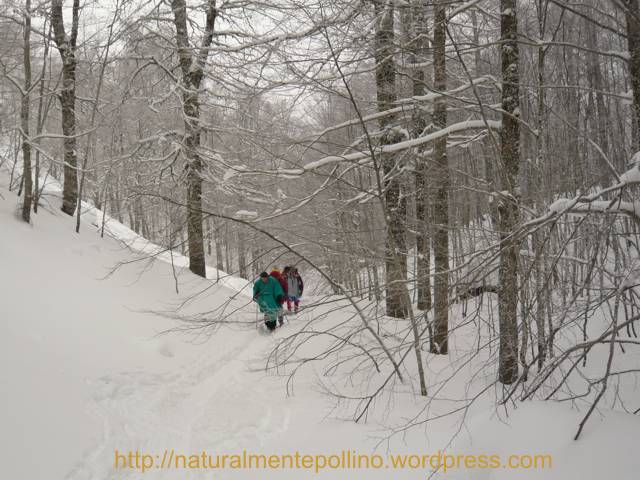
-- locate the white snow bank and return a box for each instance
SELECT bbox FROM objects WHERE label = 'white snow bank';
[620,161,640,184]
[452,402,640,479]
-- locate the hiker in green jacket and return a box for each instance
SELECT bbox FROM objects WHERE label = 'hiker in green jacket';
[253,271,285,331]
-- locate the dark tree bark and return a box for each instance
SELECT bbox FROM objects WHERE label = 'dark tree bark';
[373,0,408,319]
[215,234,224,273]
[623,0,640,150]
[534,0,549,371]
[21,0,32,223]
[170,0,219,278]
[409,0,433,312]
[51,0,80,216]
[498,0,521,384]
[431,0,449,355]
[238,228,247,279]
[373,0,427,395]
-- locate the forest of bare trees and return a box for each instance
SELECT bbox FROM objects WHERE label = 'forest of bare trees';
[1,0,639,439]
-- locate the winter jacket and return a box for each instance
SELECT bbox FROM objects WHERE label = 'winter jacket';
[270,271,288,304]
[253,276,285,314]
[285,273,304,297]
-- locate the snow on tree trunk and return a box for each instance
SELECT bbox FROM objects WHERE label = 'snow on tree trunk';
[184,90,206,277]
[373,0,408,319]
[170,0,218,278]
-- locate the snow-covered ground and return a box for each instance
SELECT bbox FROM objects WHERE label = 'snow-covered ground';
[1,165,639,479]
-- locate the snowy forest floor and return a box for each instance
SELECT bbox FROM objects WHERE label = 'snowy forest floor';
[1,167,639,480]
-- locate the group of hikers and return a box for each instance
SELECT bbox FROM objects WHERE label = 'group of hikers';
[252,266,304,331]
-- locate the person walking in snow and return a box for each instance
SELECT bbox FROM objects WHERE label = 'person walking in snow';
[269,267,288,326]
[284,266,304,313]
[253,272,285,332]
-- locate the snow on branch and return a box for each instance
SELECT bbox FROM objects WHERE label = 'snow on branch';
[262,120,501,177]
[549,198,640,219]
[448,0,484,21]
[308,76,497,142]
[547,158,640,222]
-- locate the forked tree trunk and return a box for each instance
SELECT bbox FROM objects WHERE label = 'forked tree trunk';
[170,0,218,278]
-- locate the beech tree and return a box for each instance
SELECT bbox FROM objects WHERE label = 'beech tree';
[20,0,32,222]
[166,0,220,277]
[623,0,640,150]
[371,0,408,320]
[50,0,79,215]
[431,0,449,355]
[408,0,432,313]
[497,0,521,384]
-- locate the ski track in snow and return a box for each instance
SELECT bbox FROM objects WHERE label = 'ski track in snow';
[67,325,292,479]
[2,162,305,480]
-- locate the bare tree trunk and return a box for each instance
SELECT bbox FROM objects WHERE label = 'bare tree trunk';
[373,0,408,319]
[238,227,247,279]
[214,219,224,272]
[533,0,549,370]
[170,0,218,278]
[184,92,206,277]
[51,0,80,216]
[431,0,449,354]
[33,22,52,214]
[373,0,427,395]
[623,0,640,151]
[20,0,32,223]
[498,0,521,384]
[9,132,19,190]
[533,232,547,369]
[410,0,433,312]
[225,222,232,273]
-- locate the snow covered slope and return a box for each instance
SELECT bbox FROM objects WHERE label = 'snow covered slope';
[0,168,388,480]
[0,173,251,478]
[1,167,639,479]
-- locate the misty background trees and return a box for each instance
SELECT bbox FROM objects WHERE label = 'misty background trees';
[1,0,639,437]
